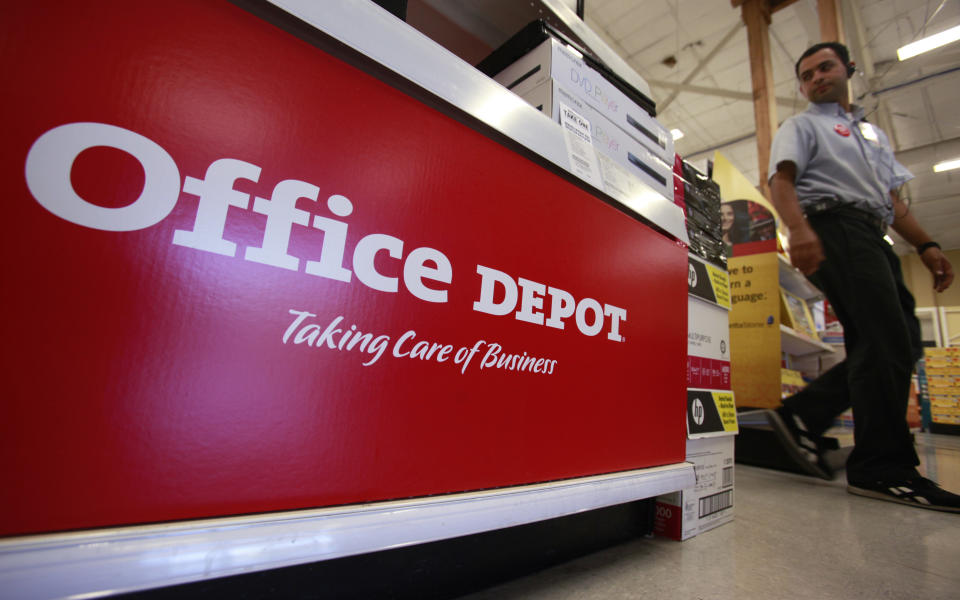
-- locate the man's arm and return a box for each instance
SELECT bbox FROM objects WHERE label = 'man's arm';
[890,190,954,292]
[769,161,824,275]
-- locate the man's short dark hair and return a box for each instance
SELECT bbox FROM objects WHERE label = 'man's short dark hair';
[795,42,851,78]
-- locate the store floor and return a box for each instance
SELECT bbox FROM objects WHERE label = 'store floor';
[460,433,960,600]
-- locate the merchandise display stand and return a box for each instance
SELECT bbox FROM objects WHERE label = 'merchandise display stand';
[733,255,843,471]
[1,1,695,597]
[923,347,960,434]
[778,255,840,368]
[732,253,838,411]
[735,255,849,473]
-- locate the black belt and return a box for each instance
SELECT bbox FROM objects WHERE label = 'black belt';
[804,200,886,232]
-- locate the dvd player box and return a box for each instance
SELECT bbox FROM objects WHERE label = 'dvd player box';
[476,20,655,112]
[491,37,673,164]
[522,80,673,202]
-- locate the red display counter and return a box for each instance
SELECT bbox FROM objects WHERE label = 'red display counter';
[0,1,692,596]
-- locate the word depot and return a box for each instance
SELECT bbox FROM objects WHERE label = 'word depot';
[24,122,626,341]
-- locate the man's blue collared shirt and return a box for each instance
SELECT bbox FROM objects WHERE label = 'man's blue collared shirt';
[768,102,912,225]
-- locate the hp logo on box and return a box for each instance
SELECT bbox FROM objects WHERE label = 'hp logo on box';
[692,398,705,425]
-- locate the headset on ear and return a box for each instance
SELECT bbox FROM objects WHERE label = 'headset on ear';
[847,61,856,77]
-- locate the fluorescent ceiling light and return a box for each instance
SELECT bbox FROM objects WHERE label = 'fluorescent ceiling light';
[670,128,684,141]
[933,158,960,173]
[897,24,960,60]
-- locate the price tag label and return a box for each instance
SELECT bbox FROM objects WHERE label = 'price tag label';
[559,102,604,190]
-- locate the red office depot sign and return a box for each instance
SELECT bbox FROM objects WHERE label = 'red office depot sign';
[0,1,686,536]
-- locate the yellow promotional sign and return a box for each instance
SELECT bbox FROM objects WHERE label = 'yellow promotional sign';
[713,152,784,409]
[713,152,780,258]
[711,153,778,216]
[728,253,782,408]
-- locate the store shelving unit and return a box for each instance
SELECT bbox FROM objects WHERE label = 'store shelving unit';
[923,347,960,435]
[777,253,840,373]
[780,324,835,356]
[734,254,842,472]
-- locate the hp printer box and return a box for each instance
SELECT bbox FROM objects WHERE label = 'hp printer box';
[687,295,730,389]
[654,434,735,541]
[655,387,737,541]
[655,257,736,541]
[686,254,731,389]
[494,37,673,163]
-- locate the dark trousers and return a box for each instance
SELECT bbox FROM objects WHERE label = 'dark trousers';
[783,209,922,482]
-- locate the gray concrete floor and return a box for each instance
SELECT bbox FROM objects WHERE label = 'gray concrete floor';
[461,433,960,600]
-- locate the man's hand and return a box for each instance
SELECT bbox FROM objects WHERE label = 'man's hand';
[788,221,825,275]
[920,247,954,292]
[769,162,824,275]
[890,189,952,291]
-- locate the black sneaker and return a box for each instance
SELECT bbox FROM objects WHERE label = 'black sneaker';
[766,406,835,480]
[848,476,960,513]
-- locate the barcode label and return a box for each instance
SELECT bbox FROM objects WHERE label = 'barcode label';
[699,490,733,518]
[722,466,733,488]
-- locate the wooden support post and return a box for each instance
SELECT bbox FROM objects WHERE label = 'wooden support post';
[741,0,777,198]
[818,0,850,126]
[817,0,845,43]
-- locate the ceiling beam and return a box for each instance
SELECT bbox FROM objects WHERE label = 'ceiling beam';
[731,0,802,13]
[648,79,799,108]
[817,0,845,43]
[894,136,960,169]
[657,21,742,112]
[842,0,918,203]
[683,130,758,159]
[844,0,874,78]
[793,1,821,44]
[741,0,778,198]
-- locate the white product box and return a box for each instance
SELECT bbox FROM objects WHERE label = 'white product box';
[688,295,730,363]
[688,255,731,389]
[496,37,673,163]
[654,435,735,541]
[522,80,674,202]
[658,262,736,540]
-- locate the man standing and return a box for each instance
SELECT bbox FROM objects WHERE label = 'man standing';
[767,42,959,511]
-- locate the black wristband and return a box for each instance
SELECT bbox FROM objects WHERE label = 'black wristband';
[917,241,940,255]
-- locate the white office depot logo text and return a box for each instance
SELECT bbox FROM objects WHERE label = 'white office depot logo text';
[25,122,628,363]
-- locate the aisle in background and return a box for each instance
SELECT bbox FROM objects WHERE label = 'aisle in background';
[462,433,960,600]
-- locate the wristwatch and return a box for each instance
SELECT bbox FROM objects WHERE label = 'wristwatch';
[917,241,941,254]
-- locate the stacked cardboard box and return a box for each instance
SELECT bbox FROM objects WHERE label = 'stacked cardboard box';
[520,81,674,201]
[655,252,737,540]
[925,348,960,430]
[478,23,674,203]
[677,161,725,268]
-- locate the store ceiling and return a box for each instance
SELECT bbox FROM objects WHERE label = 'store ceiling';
[419,0,960,256]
